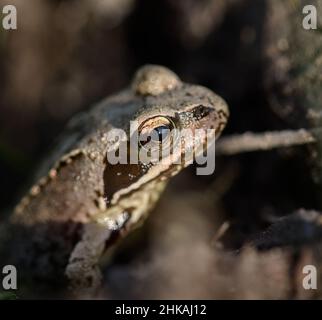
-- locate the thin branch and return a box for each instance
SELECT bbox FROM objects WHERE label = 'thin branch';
[211,221,230,249]
[216,128,320,156]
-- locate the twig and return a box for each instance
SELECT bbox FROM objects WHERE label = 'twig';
[211,221,230,248]
[216,128,321,156]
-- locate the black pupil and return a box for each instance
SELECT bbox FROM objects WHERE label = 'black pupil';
[152,125,170,142]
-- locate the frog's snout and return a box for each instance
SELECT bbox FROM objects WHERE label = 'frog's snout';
[215,95,229,120]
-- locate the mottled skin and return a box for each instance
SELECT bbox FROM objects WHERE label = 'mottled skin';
[1,65,229,297]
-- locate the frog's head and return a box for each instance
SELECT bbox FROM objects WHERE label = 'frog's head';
[103,65,229,206]
[132,65,229,171]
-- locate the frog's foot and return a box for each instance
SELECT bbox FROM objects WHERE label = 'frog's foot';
[65,262,102,299]
[65,223,112,298]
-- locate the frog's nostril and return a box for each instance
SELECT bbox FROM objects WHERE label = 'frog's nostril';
[192,105,212,120]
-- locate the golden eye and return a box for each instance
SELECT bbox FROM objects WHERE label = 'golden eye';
[139,116,175,147]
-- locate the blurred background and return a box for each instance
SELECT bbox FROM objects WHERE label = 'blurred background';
[1,0,322,299]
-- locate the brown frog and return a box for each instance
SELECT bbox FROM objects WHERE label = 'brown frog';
[1,65,229,297]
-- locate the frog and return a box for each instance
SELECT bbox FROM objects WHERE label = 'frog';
[0,65,229,297]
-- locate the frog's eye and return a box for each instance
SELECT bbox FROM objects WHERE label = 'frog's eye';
[151,125,170,142]
[138,116,175,147]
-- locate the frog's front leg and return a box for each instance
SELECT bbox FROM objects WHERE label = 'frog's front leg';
[65,207,131,297]
[65,183,164,297]
[65,222,112,297]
